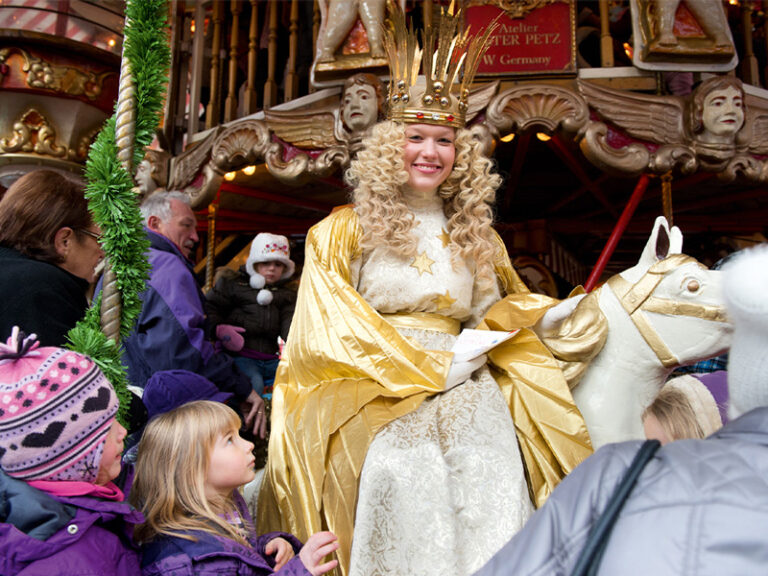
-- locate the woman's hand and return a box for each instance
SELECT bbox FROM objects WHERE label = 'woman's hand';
[265,537,295,570]
[299,531,340,576]
[445,354,487,391]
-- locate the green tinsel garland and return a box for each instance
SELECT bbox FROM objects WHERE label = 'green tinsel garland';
[67,0,170,424]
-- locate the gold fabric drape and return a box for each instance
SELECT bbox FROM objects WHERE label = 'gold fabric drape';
[258,207,601,574]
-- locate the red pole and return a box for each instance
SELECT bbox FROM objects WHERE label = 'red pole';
[584,174,650,292]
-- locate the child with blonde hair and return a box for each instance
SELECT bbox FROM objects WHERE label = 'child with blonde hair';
[643,375,723,444]
[131,400,338,575]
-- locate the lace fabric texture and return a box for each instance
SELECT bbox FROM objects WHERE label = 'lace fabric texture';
[348,328,534,576]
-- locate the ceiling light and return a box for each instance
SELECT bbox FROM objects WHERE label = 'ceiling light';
[500,133,516,143]
[224,171,236,181]
[242,165,256,176]
[536,132,551,142]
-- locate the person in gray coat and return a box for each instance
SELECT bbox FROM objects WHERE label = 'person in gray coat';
[474,243,768,576]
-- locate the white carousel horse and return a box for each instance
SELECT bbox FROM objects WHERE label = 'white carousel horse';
[568,216,732,449]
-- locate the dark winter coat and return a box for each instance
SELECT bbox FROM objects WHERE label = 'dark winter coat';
[0,470,142,576]
[0,245,89,346]
[206,267,296,356]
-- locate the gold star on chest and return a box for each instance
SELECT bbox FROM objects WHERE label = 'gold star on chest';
[410,251,435,276]
[432,291,456,311]
[438,228,450,248]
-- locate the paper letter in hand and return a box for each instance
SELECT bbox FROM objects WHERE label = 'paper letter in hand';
[450,329,518,362]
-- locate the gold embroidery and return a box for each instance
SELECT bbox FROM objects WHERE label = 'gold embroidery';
[438,228,450,248]
[432,291,456,311]
[410,251,436,276]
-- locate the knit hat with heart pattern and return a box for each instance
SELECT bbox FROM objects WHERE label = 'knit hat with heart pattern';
[0,327,118,483]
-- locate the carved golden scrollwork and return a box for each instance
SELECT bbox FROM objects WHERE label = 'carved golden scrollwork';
[485,84,589,137]
[0,108,68,158]
[211,119,272,171]
[69,127,101,162]
[467,0,565,20]
[264,143,349,184]
[0,47,111,100]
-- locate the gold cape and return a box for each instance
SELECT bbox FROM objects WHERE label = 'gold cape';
[257,208,603,574]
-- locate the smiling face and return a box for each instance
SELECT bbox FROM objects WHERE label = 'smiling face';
[701,86,744,139]
[342,83,379,133]
[205,427,256,498]
[402,124,456,196]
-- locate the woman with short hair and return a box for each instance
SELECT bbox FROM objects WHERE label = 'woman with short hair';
[0,169,104,345]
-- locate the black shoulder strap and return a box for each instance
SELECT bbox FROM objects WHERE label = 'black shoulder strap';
[571,439,661,576]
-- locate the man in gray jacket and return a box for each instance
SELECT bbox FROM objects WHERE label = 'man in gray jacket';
[475,244,768,576]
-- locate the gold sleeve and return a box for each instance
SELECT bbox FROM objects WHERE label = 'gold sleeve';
[479,230,603,506]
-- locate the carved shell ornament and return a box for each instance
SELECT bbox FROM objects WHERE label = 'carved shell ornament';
[577,78,768,181]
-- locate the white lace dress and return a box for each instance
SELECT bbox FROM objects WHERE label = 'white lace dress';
[347,193,534,576]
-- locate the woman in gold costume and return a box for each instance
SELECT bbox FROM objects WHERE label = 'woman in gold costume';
[258,6,601,576]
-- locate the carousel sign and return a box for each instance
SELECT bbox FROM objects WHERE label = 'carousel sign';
[467,0,575,76]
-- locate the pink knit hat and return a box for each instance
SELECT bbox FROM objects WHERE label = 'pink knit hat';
[0,327,118,483]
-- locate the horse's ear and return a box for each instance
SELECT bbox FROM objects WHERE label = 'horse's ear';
[637,216,670,267]
[622,216,671,282]
[669,224,683,255]
[656,223,670,260]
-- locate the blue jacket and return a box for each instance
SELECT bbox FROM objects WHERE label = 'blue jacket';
[140,493,311,575]
[122,230,251,399]
[0,471,142,576]
[474,407,768,576]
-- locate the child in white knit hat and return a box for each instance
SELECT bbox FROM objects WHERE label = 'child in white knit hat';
[206,233,297,398]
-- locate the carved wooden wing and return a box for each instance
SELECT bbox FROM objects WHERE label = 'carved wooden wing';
[168,126,219,190]
[264,108,339,150]
[578,80,685,145]
[466,81,500,123]
[745,106,768,155]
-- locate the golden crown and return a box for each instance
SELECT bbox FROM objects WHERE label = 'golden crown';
[383,2,498,129]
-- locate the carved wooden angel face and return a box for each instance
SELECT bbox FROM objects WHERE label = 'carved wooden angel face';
[342,83,379,133]
[135,159,158,196]
[701,86,744,141]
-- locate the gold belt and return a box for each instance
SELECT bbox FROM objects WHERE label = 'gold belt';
[381,312,461,335]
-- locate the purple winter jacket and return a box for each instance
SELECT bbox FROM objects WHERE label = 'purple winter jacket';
[0,471,143,575]
[139,492,311,576]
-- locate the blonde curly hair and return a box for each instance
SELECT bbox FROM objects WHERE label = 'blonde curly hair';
[346,121,502,286]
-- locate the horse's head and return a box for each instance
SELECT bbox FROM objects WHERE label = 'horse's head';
[610,216,732,369]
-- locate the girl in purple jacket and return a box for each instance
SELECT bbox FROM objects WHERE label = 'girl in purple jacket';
[0,327,141,576]
[131,400,338,575]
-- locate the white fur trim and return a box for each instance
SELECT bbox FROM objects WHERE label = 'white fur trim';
[249,273,266,290]
[664,375,722,436]
[257,289,273,305]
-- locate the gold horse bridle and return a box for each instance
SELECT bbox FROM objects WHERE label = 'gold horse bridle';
[606,254,729,368]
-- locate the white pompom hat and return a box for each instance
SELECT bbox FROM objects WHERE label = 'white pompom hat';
[245,233,295,305]
[722,244,768,419]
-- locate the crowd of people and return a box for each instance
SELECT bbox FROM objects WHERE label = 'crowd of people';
[1,6,766,576]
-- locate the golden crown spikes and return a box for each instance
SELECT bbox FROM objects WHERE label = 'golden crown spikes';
[383,2,499,129]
